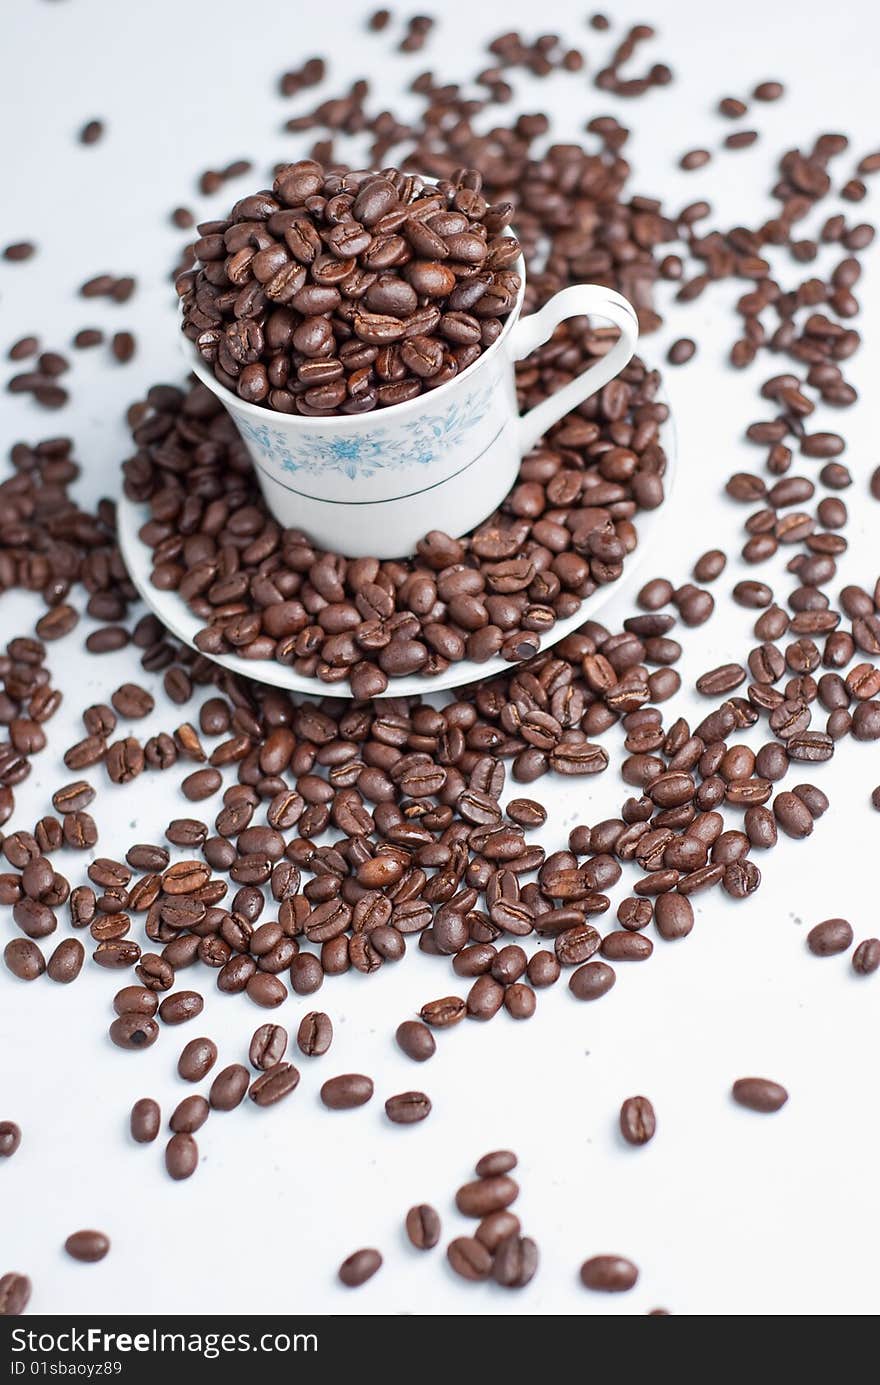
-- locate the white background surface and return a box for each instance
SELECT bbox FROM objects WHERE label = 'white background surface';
[1,0,879,1318]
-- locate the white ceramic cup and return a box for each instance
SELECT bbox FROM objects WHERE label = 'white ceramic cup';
[183,270,639,559]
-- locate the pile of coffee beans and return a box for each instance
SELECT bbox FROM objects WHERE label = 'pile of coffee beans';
[447,1150,537,1286]
[177,162,524,415]
[338,1149,539,1291]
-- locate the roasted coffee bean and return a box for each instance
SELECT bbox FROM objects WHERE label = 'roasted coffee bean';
[109,1014,159,1049]
[209,1064,250,1111]
[46,937,84,984]
[419,997,466,1028]
[169,1095,210,1134]
[158,991,203,1025]
[447,1237,493,1281]
[177,1037,218,1081]
[64,1230,110,1263]
[297,1011,333,1056]
[654,893,694,940]
[130,1098,160,1143]
[385,1090,431,1124]
[619,1096,656,1145]
[806,918,853,956]
[249,1023,288,1070]
[0,1122,22,1159]
[338,1248,382,1288]
[475,1150,517,1177]
[568,960,616,1000]
[249,1062,301,1107]
[4,938,45,980]
[527,950,561,986]
[405,1203,441,1250]
[852,939,880,975]
[456,1175,518,1217]
[111,683,154,718]
[493,1234,539,1289]
[732,1077,788,1112]
[0,1273,32,1315]
[773,791,814,839]
[668,337,696,364]
[580,1255,639,1292]
[182,768,222,801]
[396,1020,436,1061]
[165,1132,199,1180]
[320,1073,374,1110]
[52,781,96,814]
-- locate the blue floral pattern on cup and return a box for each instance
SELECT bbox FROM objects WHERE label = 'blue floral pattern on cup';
[235,381,495,480]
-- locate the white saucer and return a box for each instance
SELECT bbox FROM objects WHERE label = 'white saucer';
[117,389,676,699]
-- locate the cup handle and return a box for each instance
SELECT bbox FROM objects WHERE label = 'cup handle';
[510,285,640,455]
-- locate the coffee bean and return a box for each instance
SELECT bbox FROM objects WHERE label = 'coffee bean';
[170,1095,210,1134]
[249,1062,300,1106]
[406,1203,441,1250]
[447,1237,493,1281]
[853,939,880,975]
[182,768,223,801]
[0,1273,32,1316]
[475,1150,517,1177]
[619,1096,656,1146]
[52,781,95,814]
[732,1077,788,1112]
[249,1023,288,1070]
[209,1064,250,1111]
[297,1011,333,1057]
[668,337,696,364]
[396,1020,436,1061]
[0,1122,22,1158]
[339,1248,382,1287]
[385,1091,431,1124]
[455,1175,518,1217]
[773,791,814,839]
[4,938,45,980]
[419,997,466,1028]
[320,1074,374,1110]
[130,1098,160,1143]
[158,991,204,1024]
[493,1233,539,1288]
[177,1037,218,1082]
[114,986,158,1017]
[753,80,784,100]
[64,1230,110,1263]
[165,1132,199,1180]
[504,982,536,1018]
[111,683,154,718]
[806,918,853,956]
[568,960,616,1000]
[46,937,84,983]
[580,1255,639,1292]
[109,1015,159,1050]
[79,119,105,145]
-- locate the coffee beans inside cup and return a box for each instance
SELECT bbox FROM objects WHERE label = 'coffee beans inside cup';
[178,162,523,417]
